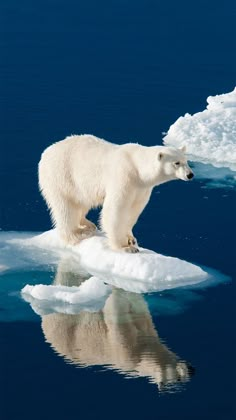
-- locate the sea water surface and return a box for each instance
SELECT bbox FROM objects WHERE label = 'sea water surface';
[0,1,235,420]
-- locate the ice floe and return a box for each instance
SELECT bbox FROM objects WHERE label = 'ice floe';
[163,88,236,172]
[10,229,210,292]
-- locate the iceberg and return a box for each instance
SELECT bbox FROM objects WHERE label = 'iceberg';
[163,88,236,172]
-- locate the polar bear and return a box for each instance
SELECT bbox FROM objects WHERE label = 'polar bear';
[38,135,194,252]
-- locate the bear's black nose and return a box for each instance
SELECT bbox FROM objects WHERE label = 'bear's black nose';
[187,172,194,180]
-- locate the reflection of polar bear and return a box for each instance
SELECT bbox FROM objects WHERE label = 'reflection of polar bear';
[39,135,194,251]
[41,269,194,391]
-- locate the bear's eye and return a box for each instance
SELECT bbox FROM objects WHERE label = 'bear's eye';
[175,161,180,166]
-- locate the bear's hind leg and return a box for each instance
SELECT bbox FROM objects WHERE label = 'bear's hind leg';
[49,197,88,245]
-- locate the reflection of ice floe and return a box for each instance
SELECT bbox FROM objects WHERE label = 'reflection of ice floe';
[10,229,211,292]
[163,88,236,174]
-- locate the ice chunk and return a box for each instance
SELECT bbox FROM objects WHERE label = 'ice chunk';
[22,277,110,304]
[21,277,111,316]
[163,88,236,172]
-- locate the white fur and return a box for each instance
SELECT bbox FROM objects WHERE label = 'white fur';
[38,135,193,251]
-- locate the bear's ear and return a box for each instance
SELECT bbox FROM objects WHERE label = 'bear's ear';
[158,152,164,161]
[179,145,186,153]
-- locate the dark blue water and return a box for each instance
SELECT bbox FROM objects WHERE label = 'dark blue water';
[1,1,235,419]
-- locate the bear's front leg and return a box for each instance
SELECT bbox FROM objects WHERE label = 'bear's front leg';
[100,194,139,253]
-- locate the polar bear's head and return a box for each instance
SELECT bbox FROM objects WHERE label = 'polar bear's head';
[158,146,194,181]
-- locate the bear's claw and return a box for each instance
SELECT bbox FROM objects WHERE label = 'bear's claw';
[123,246,139,254]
